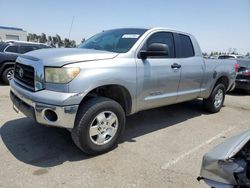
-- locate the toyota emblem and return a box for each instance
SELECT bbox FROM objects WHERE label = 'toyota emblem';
[19,68,24,78]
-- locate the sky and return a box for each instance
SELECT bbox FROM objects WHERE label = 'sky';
[0,0,249,54]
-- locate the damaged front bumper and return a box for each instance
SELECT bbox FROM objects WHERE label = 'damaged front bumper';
[198,129,250,187]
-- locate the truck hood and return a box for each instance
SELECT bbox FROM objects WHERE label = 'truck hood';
[19,48,119,67]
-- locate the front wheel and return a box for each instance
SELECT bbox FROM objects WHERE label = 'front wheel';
[2,67,14,85]
[203,83,226,113]
[71,97,125,155]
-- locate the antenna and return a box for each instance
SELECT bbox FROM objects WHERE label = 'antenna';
[68,16,74,39]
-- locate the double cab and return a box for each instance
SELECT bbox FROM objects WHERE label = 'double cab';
[10,28,237,155]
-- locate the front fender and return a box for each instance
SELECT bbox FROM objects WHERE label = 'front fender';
[63,58,137,113]
[0,61,15,75]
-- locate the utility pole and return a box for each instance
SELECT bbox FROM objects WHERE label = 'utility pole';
[68,16,74,39]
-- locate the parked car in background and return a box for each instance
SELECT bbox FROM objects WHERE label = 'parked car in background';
[10,28,237,155]
[198,129,250,188]
[235,59,250,94]
[0,41,51,84]
[218,54,245,59]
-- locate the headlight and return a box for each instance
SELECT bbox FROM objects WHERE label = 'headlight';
[45,67,80,83]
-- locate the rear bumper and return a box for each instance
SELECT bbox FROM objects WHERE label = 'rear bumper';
[10,80,79,129]
[235,79,250,90]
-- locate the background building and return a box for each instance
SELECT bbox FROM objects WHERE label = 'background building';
[0,26,27,41]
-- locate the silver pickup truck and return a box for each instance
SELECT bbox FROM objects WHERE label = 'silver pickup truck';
[10,28,237,155]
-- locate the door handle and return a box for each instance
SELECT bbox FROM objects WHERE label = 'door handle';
[171,63,181,69]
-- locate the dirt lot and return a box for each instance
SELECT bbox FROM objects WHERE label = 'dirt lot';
[0,84,249,188]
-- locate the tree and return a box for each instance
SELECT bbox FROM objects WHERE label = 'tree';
[63,38,76,48]
[27,33,36,42]
[47,36,52,45]
[56,34,63,47]
[48,36,52,42]
[52,36,58,47]
[202,52,208,57]
[27,33,32,41]
[246,52,250,56]
[231,48,238,55]
[81,38,85,43]
[34,34,38,42]
[40,33,47,43]
[71,40,76,47]
[64,38,70,48]
[26,32,77,48]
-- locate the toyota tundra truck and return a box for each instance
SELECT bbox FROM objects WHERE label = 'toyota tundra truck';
[10,28,237,155]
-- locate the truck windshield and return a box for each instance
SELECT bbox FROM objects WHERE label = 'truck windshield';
[79,28,147,53]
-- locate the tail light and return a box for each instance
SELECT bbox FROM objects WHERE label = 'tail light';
[235,63,240,72]
[243,70,250,76]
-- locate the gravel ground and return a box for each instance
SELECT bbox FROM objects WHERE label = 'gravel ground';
[0,84,249,188]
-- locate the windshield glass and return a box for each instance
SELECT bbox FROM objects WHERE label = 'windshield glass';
[79,28,147,53]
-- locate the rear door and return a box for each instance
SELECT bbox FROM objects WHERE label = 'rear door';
[175,34,204,102]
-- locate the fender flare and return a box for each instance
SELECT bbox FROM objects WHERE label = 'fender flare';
[0,61,15,75]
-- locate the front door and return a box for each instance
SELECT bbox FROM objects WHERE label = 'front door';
[136,32,181,110]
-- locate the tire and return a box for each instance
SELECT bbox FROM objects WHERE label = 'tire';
[2,67,14,85]
[245,89,250,95]
[203,83,226,113]
[71,97,125,155]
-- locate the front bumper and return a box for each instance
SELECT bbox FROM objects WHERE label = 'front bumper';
[10,80,79,129]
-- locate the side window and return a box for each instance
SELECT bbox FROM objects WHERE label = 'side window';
[5,45,18,53]
[19,45,38,54]
[179,34,195,58]
[146,32,175,58]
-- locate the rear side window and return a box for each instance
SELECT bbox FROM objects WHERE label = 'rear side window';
[5,45,18,53]
[19,45,39,54]
[146,32,175,58]
[179,34,194,58]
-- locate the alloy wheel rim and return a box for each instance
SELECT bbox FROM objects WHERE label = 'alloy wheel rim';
[7,69,14,81]
[214,89,223,108]
[89,111,118,145]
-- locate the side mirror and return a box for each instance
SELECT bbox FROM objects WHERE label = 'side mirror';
[139,43,169,59]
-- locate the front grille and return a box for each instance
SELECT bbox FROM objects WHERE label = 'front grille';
[14,62,35,91]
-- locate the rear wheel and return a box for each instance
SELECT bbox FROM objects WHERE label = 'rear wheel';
[71,97,125,155]
[2,67,14,85]
[203,83,226,113]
